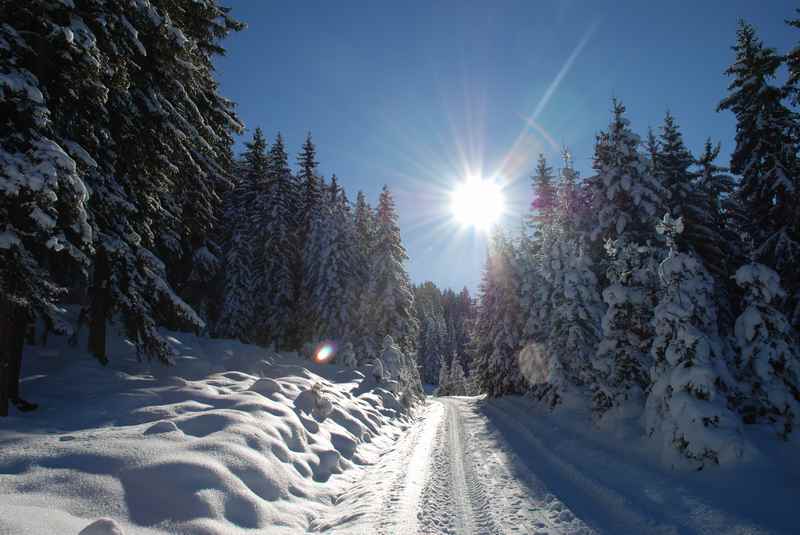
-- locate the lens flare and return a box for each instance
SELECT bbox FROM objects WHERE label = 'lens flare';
[450,175,505,231]
[314,343,336,364]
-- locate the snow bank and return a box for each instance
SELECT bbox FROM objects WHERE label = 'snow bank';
[0,326,414,534]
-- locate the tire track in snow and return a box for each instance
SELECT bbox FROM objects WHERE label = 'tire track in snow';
[417,399,503,535]
[448,397,594,535]
[480,398,678,535]
[374,400,443,535]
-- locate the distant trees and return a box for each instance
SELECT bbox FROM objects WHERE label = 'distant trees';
[413,282,476,386]
[213,130,417,368]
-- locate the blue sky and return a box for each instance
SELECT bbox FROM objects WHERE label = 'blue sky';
[215,0,797,293]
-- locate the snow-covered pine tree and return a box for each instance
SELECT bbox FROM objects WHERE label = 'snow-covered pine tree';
[783,11,800,107]
[437,357,451,396]
[215,129,268,340]
[150,0,244,320]
[73,0,241,361]
[652,113,732,299]
[0,6,96,413]
[303,177,358,344]
[293,133,322,344]
[733,261,800,437]
[415,302,445,385]
[474,230,526,397]
[695,139,741,329]
[530,153,557,233]
[534,238,604,409]
[253,133,297,349]
[719,20,800,329]
[594,238,661,414]
[351,190,378,361]
[589,101,666,415]
[645,215,744,466]
[367,186,418,355]
[588,99,665,246]
[297,133,322,237]
[695,138,740,269]
[449,353,468,396]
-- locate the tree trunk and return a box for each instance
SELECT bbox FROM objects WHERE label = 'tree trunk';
[0,301,26,417]
[0,301,12,417]
[88,247,110,365]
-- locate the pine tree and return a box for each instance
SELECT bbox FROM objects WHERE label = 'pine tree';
[589,100,665,414]
[530,154,557,233]
[297,133,322,234]
[437,357,451,395]
[695,139,740,275]
[449,353,467,395]
[254,133,296,349]
[367,186,418,354]
[352,190,377,360]
[783,11,800,106]
[215,129,267,340]
[594,238,661,414]
[656,113,727,282]
[474,230,526,397]
[0,4,97,412]
[719,20,800,328]
[733,261,800,437]
[645,215,744,465]
[535,239,604,408]
[695,139,741,330]
[588,99,665,245]
[304,178,358,344]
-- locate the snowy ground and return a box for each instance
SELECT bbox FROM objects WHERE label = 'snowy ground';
[0,329,415,534]
[1,330,798,534]
[315,396,798,535]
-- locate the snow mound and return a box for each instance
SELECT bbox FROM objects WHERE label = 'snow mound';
[0,329,413,534]
[79,518,125,535]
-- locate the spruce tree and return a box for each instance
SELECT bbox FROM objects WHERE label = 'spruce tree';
[646,215,744,465]
[254,133,296,349]
[0,5,96,412]
[719,20,800,328]
[588,99,665,245]
[367,186,418,355]
[530,154,557,233]
[215,129,267,340]
[304,178,358,344]
[590,100,665,414]
[656,113,726,280]
[734,261,800,437]
[594,238,661,414]
[535,239,604,408]
[474,230,525,397]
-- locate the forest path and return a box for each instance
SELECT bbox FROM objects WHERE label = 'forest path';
[314,394,796,535]
[312,397,602,534]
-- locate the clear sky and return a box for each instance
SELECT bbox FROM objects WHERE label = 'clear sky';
[214,0,797,293]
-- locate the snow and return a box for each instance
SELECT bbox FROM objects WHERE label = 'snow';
[0,324,413,534]
[315,394,799,534]
[0,229,21,249]
[0,71,44,103]
[2,322,798,534]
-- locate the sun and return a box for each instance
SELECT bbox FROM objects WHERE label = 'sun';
[450,176,505,231]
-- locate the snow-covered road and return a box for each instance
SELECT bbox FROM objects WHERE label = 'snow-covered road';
[315,396,795,535]
[314,397,595,534]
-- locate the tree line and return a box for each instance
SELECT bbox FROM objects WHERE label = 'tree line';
[0,0,418,414]
[473,18,800,466]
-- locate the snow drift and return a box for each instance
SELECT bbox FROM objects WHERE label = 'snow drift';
[0,328,415,534]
